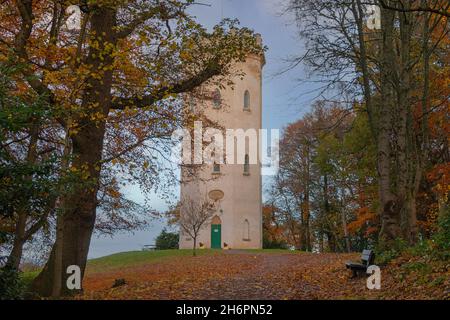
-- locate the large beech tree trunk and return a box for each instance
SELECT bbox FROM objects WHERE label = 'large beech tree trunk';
[31,8,117,297]
[378,2,419,246]
[396,2,421,245]
[397,2,418,245]
[378,4,400,245]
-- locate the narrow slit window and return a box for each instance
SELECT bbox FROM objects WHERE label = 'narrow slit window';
[244,154,250,174]
[213,89,221,109]
[244,90,250,110]
[243,219,250,241]
[189,95,196,113]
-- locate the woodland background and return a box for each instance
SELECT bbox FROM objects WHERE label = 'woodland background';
[0,0,448,299]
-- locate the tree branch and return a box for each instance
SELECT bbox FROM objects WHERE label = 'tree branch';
[13,1,63,126]
[378,0,450,18]
[111,59,222,110]
[115,3,186,39]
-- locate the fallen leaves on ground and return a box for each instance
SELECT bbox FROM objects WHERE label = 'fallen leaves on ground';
[79,252,449,300]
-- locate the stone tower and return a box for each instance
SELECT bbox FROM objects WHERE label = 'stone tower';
[179,35,265,250]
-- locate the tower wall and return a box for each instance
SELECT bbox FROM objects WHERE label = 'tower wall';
[180,47,264,250]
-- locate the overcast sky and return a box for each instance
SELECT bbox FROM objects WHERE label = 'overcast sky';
[89,0,320,259]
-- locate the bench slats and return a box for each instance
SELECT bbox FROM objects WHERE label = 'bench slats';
[361,250,374,265]
[346,249,375,276]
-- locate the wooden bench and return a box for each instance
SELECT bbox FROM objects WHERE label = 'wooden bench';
[142,244,157,251]
[346,249,375,278]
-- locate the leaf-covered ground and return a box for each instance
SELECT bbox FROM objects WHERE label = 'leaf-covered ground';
[79,250,449,300]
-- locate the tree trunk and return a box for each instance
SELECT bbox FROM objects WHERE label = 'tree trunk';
[31,124,106,296]
[378,4,400,245]
[340,189,351,253]
[305,218,311,252]
[326,232,336,252]
[51,125,72,298]
[31,8,117,297]
[7,122,39,269]
[7,211,27,270]
[353,0,376,140]
[51,207,64,298]
[398,3,419,245]
[193,237,197,257]
[323,174,336,252]
[421,7,431,153]
[304,156,312,252]
[298,206,306,251]
[319,233,324,253]
[397,4,410,240]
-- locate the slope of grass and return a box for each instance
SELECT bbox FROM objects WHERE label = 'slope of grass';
[86,249,222,273]
[20,249,295,285]
[86,249,299,273]
[19,249,221,285]
[20,270,40,288]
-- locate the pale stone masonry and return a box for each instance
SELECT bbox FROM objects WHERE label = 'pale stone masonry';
[179,35,265,250]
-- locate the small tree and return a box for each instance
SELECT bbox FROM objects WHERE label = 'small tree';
[155,229,179,250]
[178,198,215,256]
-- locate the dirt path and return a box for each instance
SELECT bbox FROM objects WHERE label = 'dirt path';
[202,253,319,300]
[80,252,448,300]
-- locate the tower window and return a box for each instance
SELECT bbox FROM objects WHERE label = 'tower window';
[189,95,196,113]
[243,219,250,241]
[213,164,221,174]
[244,154,250,175]
[213,89,221,109]
[244,90,250,111]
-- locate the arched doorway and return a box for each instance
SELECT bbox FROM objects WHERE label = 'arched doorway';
[211,216,222,249]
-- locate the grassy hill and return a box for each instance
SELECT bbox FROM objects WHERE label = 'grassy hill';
[86,249,302,272]
[21,249,217,284]
[21,249,297,285]
[87,249,221,273]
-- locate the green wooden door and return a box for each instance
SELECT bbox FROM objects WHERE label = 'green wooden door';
[211,224,221,249]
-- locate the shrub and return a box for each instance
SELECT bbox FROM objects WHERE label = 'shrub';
[375,238,407,265]
[155,229,179,250]
[0,231,9,244]
[433,205,450,251]
[405,240,431,257]
[402,261,432,275]
[263,235,288,249]
[0,264,24,300]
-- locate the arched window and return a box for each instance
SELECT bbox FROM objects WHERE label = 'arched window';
[212,216,222,225]
[244,90,250,110]
[213,89,221,109]
[243,219,250,241]
[244,154,250,175]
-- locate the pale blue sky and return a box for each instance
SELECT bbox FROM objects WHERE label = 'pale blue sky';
[89,0,320,258]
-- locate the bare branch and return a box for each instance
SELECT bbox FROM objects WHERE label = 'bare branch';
[378,0,450,18]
